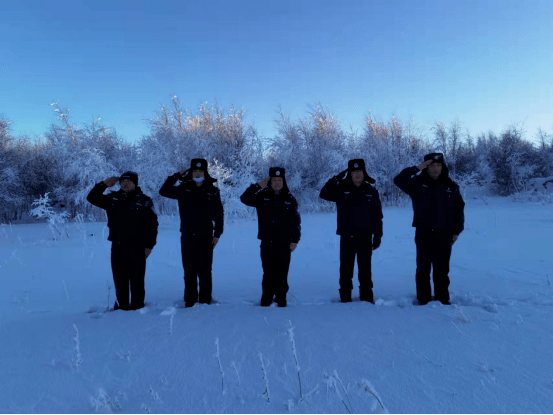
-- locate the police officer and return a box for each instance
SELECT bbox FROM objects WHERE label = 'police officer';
[87,171,159,310]
[159,159,224,307]
[394,153,465,305]
[240,167,301,307]
[320,159,383,303]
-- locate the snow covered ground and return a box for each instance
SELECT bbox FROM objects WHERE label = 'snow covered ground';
[0,197,552,413]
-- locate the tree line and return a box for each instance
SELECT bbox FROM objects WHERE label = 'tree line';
[1,97,552,222]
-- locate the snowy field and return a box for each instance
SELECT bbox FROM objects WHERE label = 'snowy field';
[1,197,552,414]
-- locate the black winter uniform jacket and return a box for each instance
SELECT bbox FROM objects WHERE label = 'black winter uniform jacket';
[240,184,301,244]
[319,174,384,239]
[159,174,224,238]
[394,166,465,235]
[87,183,159,249]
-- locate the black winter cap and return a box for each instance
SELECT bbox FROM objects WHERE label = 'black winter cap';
[348,159,365,171]
[269,167,285,178]
[422,152,450,178]
[424,153,445,163]
[347,159,376,184]
[186,158,217,183]
[190,158,208,171]
[120,171,138,186]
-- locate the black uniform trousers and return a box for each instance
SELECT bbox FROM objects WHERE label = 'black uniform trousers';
[415,228,453,304]
[181,234,214,305]
[260,240,291,306]
[110,242,146,310]
[339,234,374,302]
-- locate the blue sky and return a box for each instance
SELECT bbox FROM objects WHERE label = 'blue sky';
[1,0,552,144]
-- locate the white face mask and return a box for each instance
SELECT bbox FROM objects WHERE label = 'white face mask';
[193,177,205,183]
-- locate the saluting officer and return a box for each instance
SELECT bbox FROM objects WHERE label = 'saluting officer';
[394,153,465,305]
[159,159,224,308]
[240,167,301,307]
[320,159,383,303]
[87,171,159,311]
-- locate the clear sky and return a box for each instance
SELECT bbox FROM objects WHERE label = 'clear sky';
[1,0,552,144]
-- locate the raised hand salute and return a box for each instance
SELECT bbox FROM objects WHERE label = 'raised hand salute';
[87,171,159,311]
[394,153,465,306]
[103,176,120,187]
[240,167,301,308]
[159,158,224,308]
[319,159,382,304]
[417,159,433,171]
[258,177,270,189]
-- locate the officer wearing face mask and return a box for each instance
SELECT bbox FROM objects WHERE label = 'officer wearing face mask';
[159,159,224,308]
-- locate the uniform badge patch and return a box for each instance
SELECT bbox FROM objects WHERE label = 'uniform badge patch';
[196,162,201,168]
[276,171,280,176]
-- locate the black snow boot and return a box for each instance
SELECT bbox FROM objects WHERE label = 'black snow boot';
[359,286,374,304]
[260,294,273,307]
[339,289,352,303]
[114,301,129,311]
[275,295,287,307]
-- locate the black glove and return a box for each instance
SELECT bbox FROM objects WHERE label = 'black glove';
[372,236,381,250]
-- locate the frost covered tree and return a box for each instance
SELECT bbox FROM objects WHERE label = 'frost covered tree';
[5,101,553,221]
[29,192,70,239]
[44,103,119,217]
[0,116,24,220]
[535,128,553,178]
[138,97,265,216]
[432,118,464,178]
[356,114,426,206]
[268,105,349,210]
[487,126,538,195]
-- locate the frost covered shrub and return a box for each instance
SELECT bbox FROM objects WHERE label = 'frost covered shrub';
[487,127,538,196]
[0,116,24,220]
[29,192,70,239]
[511,189,553,204]
[356,115,426,206]
[209,157,258,218]
[44,103,119,218]
[268,105,349,210]
[138,97,265,217]
[4,102,553,222]
[453,172,488,199]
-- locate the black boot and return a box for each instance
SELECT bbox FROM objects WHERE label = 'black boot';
[339,289,352,303]
[260,294,273,307]
[274,295,287,307]
[359,286,374,304]
[114,301,129,311]
[184,289,198,308]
